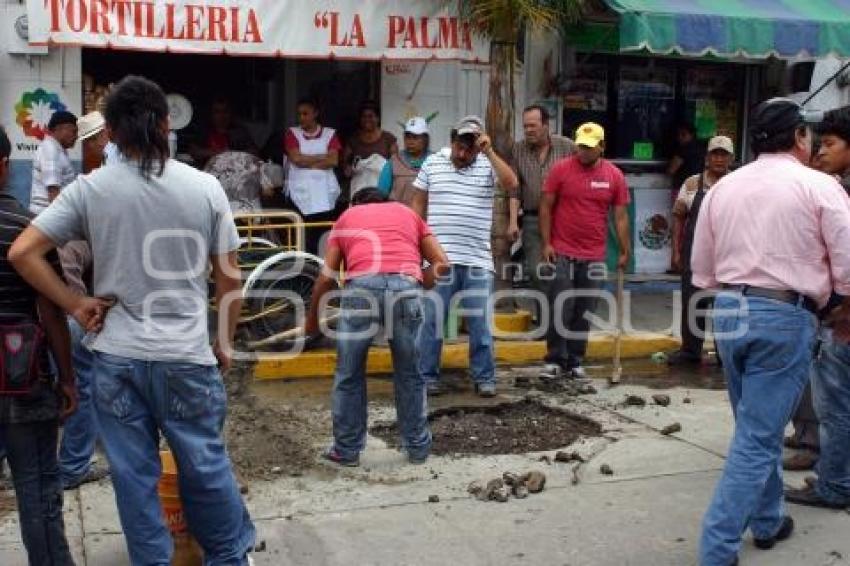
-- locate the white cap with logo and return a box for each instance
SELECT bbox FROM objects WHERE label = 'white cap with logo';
[404,116,429,136]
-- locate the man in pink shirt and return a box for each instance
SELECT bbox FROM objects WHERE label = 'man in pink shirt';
[538,122,631,380]
[305,187,449,467]
[693,98,850,566]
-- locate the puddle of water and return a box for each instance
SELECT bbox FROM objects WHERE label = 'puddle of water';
[582,358,727,390]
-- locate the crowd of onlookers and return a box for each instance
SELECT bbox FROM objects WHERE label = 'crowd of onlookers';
[3,72,850,566]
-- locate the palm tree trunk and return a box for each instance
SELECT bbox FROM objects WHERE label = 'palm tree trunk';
[487,40,517,313]
[486,40,515,159]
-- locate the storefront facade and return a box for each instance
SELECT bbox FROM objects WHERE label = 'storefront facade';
[524,1,850,274]
[2,0,490,205]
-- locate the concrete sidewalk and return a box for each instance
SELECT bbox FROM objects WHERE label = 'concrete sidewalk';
[2,369,848,566]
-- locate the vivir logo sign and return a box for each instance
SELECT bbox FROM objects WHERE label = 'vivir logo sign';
[26,0,488,62]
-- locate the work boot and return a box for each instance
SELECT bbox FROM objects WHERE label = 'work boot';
[782,451,818,471]
[753,516,794,549]
[785,485,848,509]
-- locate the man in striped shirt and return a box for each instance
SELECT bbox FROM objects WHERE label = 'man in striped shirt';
[412,116,519,397]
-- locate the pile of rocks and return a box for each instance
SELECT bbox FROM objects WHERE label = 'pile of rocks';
[467,471,547,503]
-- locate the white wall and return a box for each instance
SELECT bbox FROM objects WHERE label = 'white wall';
[2,1,83,206]
[381,60,490,150]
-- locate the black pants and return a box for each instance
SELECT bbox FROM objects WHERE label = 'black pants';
[0,420,74,565]
[681,270,713,358]
[302,210,336,257]
[544,257,603,370]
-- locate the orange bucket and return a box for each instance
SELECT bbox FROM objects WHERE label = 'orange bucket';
[159,450,186,534]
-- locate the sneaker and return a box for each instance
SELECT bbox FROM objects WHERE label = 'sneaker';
[63,466,110,491]
[538,364,563,382]
[322,448,359,467]
[426,382,446,396]
[408,453,429,465]
[475,382,497,398]
[569,366,588,379]
[753,516,794,549]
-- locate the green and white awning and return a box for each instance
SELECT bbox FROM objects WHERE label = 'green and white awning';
[602,0,850,59]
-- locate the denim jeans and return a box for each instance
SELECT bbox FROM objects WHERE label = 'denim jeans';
[418,265,495,384]
[92,352,255,566]
[59,318,99,487]
[811,338,850,504]
[544,257,604,370]
[700,294,817,565]
[0,420,75,565]
[331,275,431,461]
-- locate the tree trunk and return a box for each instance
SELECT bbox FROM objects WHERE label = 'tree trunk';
[487,40,516,313]
[486,41,515,159]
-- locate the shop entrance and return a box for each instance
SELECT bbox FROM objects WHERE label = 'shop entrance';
[81,49,380,167]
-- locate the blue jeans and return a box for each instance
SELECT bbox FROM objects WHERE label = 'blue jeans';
[418,265,495,384]
[0,420,74,565]
[331,275,431,460]
[811,338,850,504]
[60,318,99,487]
[700,294,817,565]
[93,352,255,566]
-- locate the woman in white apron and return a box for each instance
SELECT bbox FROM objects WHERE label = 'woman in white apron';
[285,98,342,254]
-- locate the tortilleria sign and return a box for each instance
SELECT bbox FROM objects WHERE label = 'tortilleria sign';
[25,0,488,62]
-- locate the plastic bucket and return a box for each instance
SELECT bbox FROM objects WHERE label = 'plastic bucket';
[159,450,186,535]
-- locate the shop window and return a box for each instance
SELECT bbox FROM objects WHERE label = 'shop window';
[615,62,676,161]
[561,61,608,139]
[684,66,741,147]
[561,54,746,162]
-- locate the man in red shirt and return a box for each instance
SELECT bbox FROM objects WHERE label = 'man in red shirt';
[539,123,631,380]
[306,187,449,467]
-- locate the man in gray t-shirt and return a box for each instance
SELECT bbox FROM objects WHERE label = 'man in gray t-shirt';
[8,76,255,565]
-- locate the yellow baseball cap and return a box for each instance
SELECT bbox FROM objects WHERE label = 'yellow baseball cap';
[575,122,605,148]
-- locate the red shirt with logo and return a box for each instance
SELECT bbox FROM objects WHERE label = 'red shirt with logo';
[543,155,630,261]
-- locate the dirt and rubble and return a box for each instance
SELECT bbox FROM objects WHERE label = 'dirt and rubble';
[223,362,328,481]
[371,399,602,456]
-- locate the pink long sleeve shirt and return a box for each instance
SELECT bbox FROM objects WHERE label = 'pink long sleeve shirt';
[691,153,850,308]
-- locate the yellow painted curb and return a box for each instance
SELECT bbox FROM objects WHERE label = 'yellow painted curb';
[253,332,681,380]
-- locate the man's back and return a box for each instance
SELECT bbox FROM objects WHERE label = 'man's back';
[692,153,850,306]
[33,158,238,364]
[330,201,430,282]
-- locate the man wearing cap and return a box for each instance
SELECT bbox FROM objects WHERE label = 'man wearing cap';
[30,110,78,215]
[511,105,575,319]
[694,98,850,565]
[377,116,432,212]
[77,111,110,173]
[668,135,734,366]
[538,122,630,381]
[412,116,519,397]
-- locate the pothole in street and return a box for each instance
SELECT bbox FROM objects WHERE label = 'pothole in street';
[371,399,602,456]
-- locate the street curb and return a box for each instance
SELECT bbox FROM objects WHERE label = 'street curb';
[253,332,680,380]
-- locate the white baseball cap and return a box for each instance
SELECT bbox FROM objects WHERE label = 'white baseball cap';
[707,135,734,154]
[404,116,429,136]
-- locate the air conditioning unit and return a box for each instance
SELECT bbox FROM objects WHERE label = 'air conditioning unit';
[6,5,49,56]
